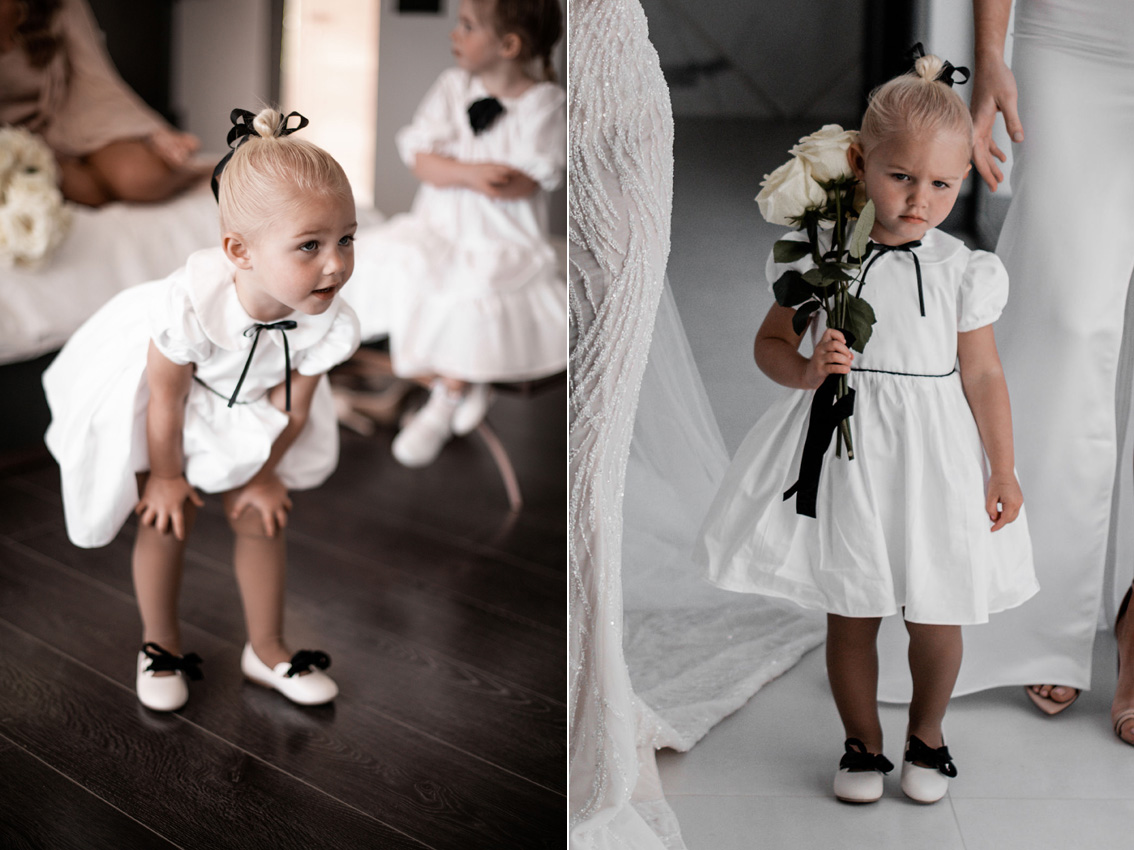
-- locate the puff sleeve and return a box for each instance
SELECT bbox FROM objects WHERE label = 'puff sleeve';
[957,249,1009,333]
[507,84,567,192]
[147,278,213,365]
[293,301,362,376]
[395,70,461,169]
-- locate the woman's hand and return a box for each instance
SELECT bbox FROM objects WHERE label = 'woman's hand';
[148,128,200,168]
[971,57,1023,193]
[135,475,203,541]
[803,328,854,389]
[986,471,1023,531]
[228,471,292,537]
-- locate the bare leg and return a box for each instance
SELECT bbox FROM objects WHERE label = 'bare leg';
[440,376,470,394]
[905,621,963,751]
[225,493,291,669]
[826,614,884,753]
[58,157,112,207]
[131,472,196,658]
[83,139,205,206]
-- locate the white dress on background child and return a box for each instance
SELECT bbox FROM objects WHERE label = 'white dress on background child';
[349,67,567,382]
[695,228,1038,625]
[43,247,361,549]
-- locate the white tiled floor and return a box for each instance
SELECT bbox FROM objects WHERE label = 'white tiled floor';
[660,117,1134,849]
[658,632,1134,850]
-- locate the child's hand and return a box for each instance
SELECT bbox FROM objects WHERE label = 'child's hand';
[228,471,292,537]
[136,475,204,541]
[466,163,537,199]
[803,329,854,389]
[491,169,539,199]
[986,472,1023,532]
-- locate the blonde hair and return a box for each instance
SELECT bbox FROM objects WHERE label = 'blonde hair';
[859,54,973,151]
[217,108,352,237]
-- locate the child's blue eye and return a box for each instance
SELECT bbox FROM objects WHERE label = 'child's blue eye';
[933,180,950,189]
[300,241,318,252]
[892,173,910,181]
[339,234,356,247]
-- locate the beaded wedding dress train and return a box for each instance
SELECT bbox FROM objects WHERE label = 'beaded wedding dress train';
[568,2,824,846]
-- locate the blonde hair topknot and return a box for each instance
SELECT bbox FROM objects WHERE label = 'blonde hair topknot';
[217,107,352,237]
[859,53,973,152]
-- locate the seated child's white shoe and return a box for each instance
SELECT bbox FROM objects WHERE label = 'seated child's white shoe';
[833,738,893,803]
[900,735,956,804]
[391,381,460,467]
[240,643,338,706]
[136,642,202,712]
[451,383,493,435]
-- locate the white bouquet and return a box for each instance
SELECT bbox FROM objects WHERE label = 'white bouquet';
[0,125,72,268]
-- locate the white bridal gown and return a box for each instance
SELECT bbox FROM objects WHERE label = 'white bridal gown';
[877,0,1134,701]
[568,1,824,847]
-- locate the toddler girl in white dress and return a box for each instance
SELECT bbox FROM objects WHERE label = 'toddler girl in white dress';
[348,0,566,467]
[695,54,1037,804]
[43,107,361,712]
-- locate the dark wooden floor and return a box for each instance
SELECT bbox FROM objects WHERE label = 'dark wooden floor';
[0,387,566,849]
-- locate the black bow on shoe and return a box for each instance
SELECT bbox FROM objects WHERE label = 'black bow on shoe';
[468,97,505,135]
[142,642,204,681]
[905,735,958,777]
[286,649,331,678]
[840,738,895,774]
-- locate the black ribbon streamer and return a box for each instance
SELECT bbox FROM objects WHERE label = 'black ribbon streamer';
[210,108,311,200]
[840,738,895,774]
[783,329,858,519]
[857,240,925,316]
[142,642,204,681]
[906,42,970,87]
[906,735,958,778]
[467,97,505,135]
[229,321,297,411]
[286,649,331,678]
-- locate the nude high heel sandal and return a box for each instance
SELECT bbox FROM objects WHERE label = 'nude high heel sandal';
[1113,585,1134,746]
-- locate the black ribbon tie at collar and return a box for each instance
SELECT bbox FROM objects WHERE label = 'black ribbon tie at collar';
[228,321,297,411]
[857,240,925,317]
[468,97,505,135]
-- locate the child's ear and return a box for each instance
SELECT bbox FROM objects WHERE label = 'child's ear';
[223,233,253,269]
[500,32,522,61]
[847,142,866,181]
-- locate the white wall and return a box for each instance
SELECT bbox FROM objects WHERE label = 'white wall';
[171,0,275,157]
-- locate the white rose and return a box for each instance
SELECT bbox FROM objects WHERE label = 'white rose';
[755,155,826,227]
[790,124,859,185]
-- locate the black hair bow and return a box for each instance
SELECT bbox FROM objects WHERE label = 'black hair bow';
[468,97,505,135]
[211,108,310,200]
[906,42,970,88]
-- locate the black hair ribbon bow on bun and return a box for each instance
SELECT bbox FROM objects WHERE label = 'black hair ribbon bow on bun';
[228,321,298,411]
[906,42,970,88]
[468,97,505,135]
[210,108,310,200]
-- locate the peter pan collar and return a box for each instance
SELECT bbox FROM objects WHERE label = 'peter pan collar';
[181,247,339,352]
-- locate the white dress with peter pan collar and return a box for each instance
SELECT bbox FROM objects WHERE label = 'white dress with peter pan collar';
[695,228,1038,625]
[43,247,361,549]
[348,67,567,381]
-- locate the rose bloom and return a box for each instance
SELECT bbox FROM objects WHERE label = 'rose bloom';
[791,124,859,185]
[756,155,826,226]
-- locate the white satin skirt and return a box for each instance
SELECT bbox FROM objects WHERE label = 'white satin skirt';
[879,0,1134,699]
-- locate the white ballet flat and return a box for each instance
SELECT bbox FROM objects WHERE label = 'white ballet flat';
[451,383,493,435]
[900,735,956,804]
[833,738,893,803]
[391,381,460,467]
[136,642,202,712]
[240,644,338,706]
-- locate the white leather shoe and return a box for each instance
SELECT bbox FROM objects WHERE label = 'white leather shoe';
[241,644,338,705]
[900,735,956,804]
[451,383,493,435]
[833,738,893,803]
[391,382,460,467]
[136,643,202,712]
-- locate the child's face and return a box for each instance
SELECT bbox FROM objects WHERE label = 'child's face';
[451,0,514,75]
[227,188,357,322]
[848,129,972,246]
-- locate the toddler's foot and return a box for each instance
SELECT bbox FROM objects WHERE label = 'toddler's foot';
[240,643,338,705]
[136,642,203,712]
[451,383,493,435]
[833,738,893,804]
[391,380,460,467]
[900,734,956,804]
